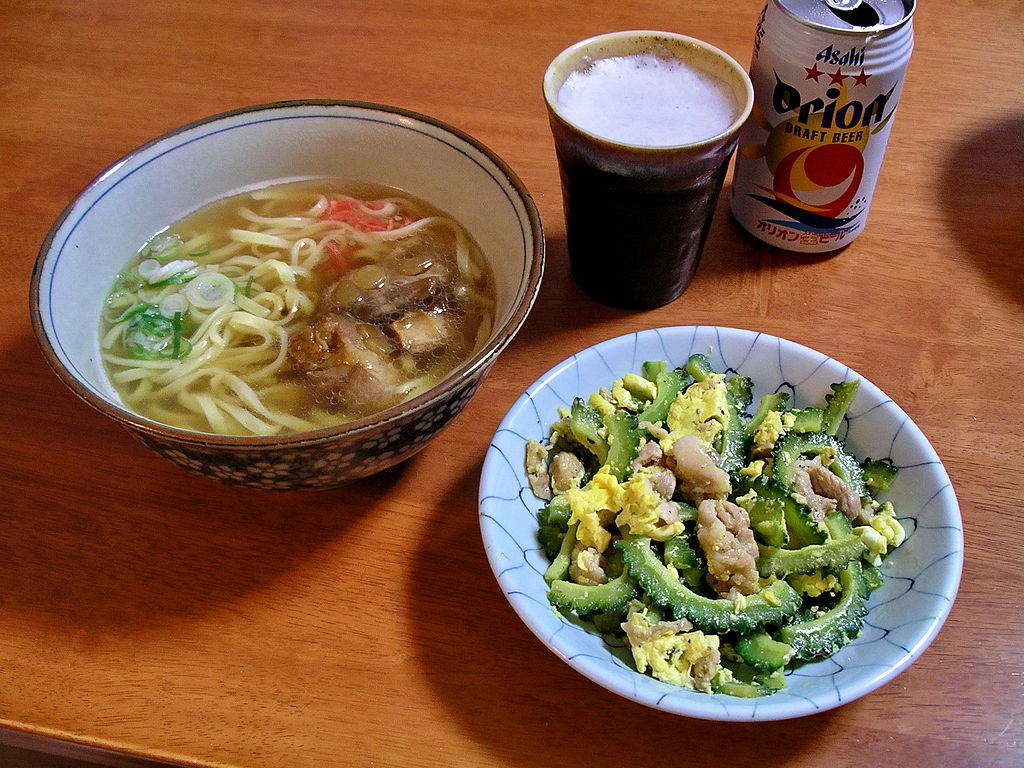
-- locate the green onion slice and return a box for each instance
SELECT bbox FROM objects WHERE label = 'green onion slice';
[184,271,236,310]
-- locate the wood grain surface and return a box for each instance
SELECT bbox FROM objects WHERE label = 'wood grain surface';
[2,1,1022,766]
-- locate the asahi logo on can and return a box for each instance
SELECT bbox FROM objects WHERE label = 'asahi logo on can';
[816,43,865,67]
[730,0,915,253]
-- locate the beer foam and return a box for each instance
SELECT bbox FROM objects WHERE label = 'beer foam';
[557,52,739,146]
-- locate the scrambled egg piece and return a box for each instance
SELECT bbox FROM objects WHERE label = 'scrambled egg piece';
[753,410,796,454]
[660,374,729,452]
[563,467,621,552]
[615,468,684,541]
[610,379,639,410]
[733,488,758,511]
[547,414,573,446]
[788,570,840,597]
[730,593,749,613]
[739,459,766,478]
[855,502,906,565]
[589,375,657,414]
[622,373,657,403]
[624,611,721,690]
[565,463,685,550]
[587,391,616,417]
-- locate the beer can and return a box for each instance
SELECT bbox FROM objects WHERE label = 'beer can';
[730,0,915,252]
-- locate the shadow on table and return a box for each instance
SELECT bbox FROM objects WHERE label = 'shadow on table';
[512,207,833,353]
[409,462,834,768]
[0,742,106,768]
[508,229,729,356]
[0,334,401,634]
[0,738,177,768]
[498,232,663,364]
[938,111,1024,305]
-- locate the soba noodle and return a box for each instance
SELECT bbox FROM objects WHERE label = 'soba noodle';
[100,180,496,436]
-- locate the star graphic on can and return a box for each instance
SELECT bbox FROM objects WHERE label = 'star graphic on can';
[804,63,824,81]
[828,68,846,85]
[852,68,872,86]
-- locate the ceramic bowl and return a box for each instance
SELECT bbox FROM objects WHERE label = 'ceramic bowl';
[479,326,962,720]
[31,100,544,489]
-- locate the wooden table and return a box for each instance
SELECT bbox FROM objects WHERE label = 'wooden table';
[3,1,1022,766]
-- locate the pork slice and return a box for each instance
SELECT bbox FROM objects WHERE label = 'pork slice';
[792,461,837,522]
[550,451,585,494]
[631,440,664,472]
[568,542,607,586]
[348,275,443,322]
[690,645,721,693]
[387,308,448,355]
[671,434,731,501]
[645,466,677,500]
[289,312,402,411]
[806,461,870,523]
[524,439,552,501]
[696,498,759,597]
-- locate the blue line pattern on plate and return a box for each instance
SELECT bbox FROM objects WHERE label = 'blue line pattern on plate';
[479,327,962,721]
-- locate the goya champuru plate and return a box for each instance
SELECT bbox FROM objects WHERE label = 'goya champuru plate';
[479,326,962,720]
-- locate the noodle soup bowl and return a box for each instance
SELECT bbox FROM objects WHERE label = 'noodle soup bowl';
[31,100,544,489]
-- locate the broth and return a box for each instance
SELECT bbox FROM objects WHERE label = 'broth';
[100,179,496,436]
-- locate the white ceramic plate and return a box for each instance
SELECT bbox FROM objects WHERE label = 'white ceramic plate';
[479,326,962,721]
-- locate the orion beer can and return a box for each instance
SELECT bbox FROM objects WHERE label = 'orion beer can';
[730,0,915,252]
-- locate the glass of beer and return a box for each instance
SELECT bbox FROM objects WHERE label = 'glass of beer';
[543,31,753,309]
